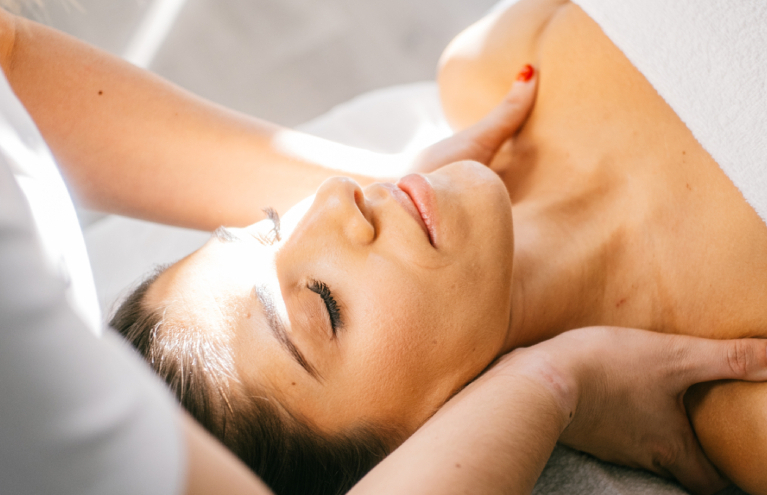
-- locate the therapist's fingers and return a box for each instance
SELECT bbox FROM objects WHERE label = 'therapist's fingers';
[673,337,767,386]
[409,64,537,173]
[456,64,538,164]
[660,336,766,494]
[487,137,515,174]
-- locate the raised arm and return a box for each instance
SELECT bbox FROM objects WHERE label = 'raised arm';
[0,8,396,230]
[0,9,538,231]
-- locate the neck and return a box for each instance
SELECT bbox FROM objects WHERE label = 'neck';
[498,156,660,353]
[501,206,608,350]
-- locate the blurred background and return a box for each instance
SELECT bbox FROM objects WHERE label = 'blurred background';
[26,0,498,126]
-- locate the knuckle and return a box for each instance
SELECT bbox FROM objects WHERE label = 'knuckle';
[726,340,753,376]
[502,87,534,112]
[651,441,682,474]
[663,334,690,360]
[668,341,691,376]
[501,94,526,111]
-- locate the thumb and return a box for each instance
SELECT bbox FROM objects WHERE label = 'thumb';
[457,64,537,162]
[408,65,537,173]
[677,338,767,386]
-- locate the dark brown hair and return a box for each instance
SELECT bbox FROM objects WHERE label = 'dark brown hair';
[111,266,401,495]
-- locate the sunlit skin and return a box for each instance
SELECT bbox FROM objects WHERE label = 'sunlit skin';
[146,161,516,434]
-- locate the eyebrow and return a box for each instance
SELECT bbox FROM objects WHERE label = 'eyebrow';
[214,226,242,243]
[214,209,281,246]
[252,285,319,379]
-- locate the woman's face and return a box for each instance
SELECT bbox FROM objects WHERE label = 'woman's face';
[146,161,515,435]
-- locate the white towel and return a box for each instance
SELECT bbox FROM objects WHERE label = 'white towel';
[573,0,767,226]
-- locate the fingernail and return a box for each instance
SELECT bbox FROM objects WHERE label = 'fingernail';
[516,64,535,82]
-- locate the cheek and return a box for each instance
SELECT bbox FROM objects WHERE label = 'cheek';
[356,287,434,370]
[335,248,511,424]
[346,258,463,396]
[352,253,505,367]
[356,255,441,341]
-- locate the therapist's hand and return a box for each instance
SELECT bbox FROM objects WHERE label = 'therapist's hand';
[409,64,537,174]
[508,327,767,495]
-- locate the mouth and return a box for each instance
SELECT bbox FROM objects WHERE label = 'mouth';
[385,183,432,245]
[396,174,438,247]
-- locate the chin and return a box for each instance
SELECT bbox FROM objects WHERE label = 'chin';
[433,160,512,218]
[428,158,514,259]
[432,159,506,185]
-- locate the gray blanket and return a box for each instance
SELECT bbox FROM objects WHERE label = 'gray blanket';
[534,446,747,495]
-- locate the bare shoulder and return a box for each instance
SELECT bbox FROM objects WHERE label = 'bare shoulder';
[438,0,568,130]
[687,380,767,494]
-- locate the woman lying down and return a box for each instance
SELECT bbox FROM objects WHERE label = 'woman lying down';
[109,0,767,493]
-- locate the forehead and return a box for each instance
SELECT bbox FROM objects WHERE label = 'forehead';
[144,233,309,377]
[144,234,276,331]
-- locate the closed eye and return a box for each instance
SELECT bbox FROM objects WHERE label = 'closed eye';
[308,279,343,335]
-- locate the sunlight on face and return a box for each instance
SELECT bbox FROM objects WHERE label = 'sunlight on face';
[145,161,516,435]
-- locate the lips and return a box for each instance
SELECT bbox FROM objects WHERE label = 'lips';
[385,184,431,244]
[396,174,438,247]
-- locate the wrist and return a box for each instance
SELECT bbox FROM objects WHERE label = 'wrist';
[489,348,580,431]
[528,357,580,431]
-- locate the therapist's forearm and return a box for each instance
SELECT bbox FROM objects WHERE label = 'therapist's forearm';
[181,413,274,495]
[179,371,567,495]
[0,10,395,230]
[351,373,570,495]
[179,368,568,495]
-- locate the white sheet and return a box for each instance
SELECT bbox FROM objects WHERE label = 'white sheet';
[573,0,767,226]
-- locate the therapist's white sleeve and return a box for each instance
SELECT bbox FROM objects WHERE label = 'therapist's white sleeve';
[0,160,185,495]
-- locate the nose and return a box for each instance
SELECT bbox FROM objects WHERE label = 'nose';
[312,177,375,245]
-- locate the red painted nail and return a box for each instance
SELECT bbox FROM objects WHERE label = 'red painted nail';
[516,64,535,82]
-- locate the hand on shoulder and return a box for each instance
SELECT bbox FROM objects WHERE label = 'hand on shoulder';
[409,65,537,175]
[500,327,767,494]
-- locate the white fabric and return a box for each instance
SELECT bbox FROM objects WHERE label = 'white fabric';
[0,73,102,335]
[0,74,184,495]
[573,0,767,226]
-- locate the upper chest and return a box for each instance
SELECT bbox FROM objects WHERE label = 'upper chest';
[507,4,767,338]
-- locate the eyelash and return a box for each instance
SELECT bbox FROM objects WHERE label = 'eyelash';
[255,207,281,245]
[308,279,343,335]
